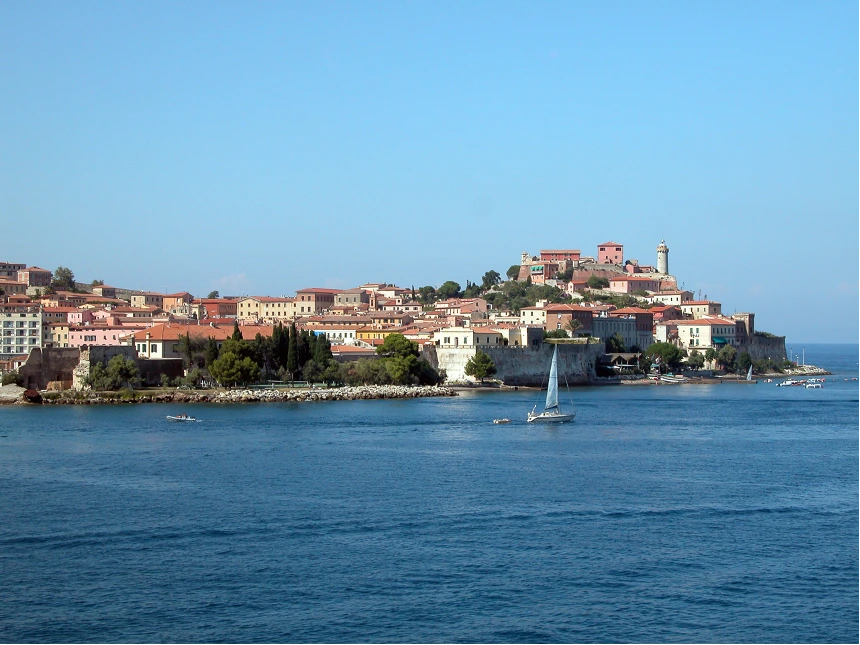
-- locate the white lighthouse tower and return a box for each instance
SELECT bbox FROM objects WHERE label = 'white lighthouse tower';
[656,239,669,274]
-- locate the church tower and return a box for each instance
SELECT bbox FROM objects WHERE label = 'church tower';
[656,239,669,274]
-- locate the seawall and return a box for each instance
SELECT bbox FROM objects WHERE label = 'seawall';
[423,343,603,386]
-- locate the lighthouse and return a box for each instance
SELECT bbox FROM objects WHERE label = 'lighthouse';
[656,239,669,274]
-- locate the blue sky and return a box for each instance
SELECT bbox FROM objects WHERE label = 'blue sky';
[2,1,857,343]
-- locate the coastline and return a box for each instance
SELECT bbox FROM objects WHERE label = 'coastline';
[0,384,458,406]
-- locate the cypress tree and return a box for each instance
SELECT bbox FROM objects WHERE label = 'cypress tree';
[278,323,290,369]
[286,323,299,380]
[313,333,331,363]
[297,329,310,366]
[204,336,219,368]
[231,320,243,341]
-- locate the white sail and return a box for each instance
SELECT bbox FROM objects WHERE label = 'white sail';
[544,345,560,411]
[746,365,753,381]
[527,343,574,423]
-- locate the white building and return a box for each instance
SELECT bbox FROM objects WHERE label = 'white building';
[675,318,739,351]
[646,290,693,307]
[591,316,637,350]
[1,306,43,358]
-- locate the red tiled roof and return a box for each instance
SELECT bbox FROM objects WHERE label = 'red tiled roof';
[611,307,651,314]
[609,275,655,282]
[597,242,622,247]
[545,304,594,312]
[675,318,736,326]
[131,322,275,341]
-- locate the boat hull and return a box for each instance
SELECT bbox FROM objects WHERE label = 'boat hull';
[527,412,575,424]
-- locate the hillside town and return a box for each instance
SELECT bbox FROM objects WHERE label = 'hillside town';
[1,239,789,391]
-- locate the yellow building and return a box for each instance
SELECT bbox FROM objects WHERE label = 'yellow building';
[43,322,70,348]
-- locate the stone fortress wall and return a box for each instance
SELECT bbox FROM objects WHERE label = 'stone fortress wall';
[423,342,604,386]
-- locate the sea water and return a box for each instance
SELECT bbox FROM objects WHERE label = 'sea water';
[0,343,857,643]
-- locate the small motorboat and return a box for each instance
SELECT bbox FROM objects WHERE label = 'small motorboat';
[493,418,512,424]
[805,383,822,389]
[166,415,200,422]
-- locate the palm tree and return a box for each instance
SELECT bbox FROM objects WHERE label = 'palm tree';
[564,318,583,337]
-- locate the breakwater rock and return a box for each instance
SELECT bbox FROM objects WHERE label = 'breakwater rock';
[29,385,457,405]
[213,385,457,403]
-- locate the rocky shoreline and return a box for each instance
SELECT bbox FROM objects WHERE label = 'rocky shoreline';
[0,384,458,405]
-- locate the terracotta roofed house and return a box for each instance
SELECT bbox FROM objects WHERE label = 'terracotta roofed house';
[295,288,340,316]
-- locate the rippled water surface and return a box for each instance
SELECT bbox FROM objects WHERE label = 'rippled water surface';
[1,344,857,642]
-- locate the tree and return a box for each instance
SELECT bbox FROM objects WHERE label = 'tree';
[253,332,276,379]
[436,281,462,300]
[219,337,255,362]
[705,347,717,365]
[717,345,737,371]
[208,351,260,387]
[91,279,104,286]
[417,285,437,305]
[373,333,441,385]
[286,323,299,379]
[606,332,627,353]
[565,318,583,337]
[645,342,684,373]
[177,333,207,369]
[481,270,502,290]
[272,323,289,369]
[737,351,753,375]
[204,337,220,368]
[463,280,482,298]
[377,333,419,360]
[85,355,140,390]
[506,264,521,280]
[465,351,497,383]
[207,290,220,299]
[52,266,76,291]
[687,351,705,371]
[586,275,609,289]
[231,320,243,341]
[544,329,569,339]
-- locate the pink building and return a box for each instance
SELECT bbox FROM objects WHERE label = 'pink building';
[608,275,659,294]
[193,298,238,319]
[68,325,141,348]
[649,305,683,322]
[540,250,581,264]
[67,310,95,325]
[42,307,79,323]
[597,242,623,265]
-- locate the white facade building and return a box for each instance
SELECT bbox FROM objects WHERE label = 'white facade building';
[1,308,43,357]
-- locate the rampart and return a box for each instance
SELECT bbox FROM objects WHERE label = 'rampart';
[740,336,787,362]
[423,342,603,386]
[18,348,81,390]
[73,347,185,389]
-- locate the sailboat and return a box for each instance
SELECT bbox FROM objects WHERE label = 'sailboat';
[527,344,575,423]
[746,365,753,381]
